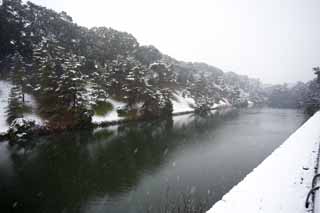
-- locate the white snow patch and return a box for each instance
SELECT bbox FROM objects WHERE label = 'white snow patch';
[207,111,320,213]
[0,80,13,133]
[23,94,44,125]
[213,99,232,109]
[92,99,126,124]
[0,82,44,133]
[171,92,196,114]
[248,100,255,107]
[23,113,44,125]
[24,94,37,109]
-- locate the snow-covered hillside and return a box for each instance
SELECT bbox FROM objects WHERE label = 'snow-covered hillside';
[0,0,268,130]
[1,78,237,134]
[171,92,196,114]
[0,80,233,131]
[207,111,320,213]
[171,92,231,115]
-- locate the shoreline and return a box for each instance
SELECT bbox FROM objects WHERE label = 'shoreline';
[0,106,232,142]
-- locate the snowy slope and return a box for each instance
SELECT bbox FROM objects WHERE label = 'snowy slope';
[171,92,196,114]
[0,80,12,133]
[171,92,230,114]
[0,81,44,133]
[92,99,126,124]
[207,111,320,213]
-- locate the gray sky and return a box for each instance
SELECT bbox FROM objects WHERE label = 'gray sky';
[28,0,320,84]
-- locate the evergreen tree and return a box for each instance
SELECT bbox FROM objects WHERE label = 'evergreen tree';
[124,61,148,108]
[6,86,24,123]
[189,74,213,111]
[87,66,109,104]
[313,67,320,83]
[56,52,87,110]
[9,51,28,102]
[141,87,172,119]
[149,62,176,88]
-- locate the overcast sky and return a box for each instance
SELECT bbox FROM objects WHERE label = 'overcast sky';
[28,0,320,84]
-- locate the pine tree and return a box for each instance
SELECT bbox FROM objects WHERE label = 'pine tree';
[313,67,320,83]
[55,52,87,110]
[6,86,24,123]
[32,39,92,126]
[9,51,28,103]
[88,68,109,104]
[32,39,62,118]
[189,74,212,112]
[149,62,176,88]
[124,61,147,108]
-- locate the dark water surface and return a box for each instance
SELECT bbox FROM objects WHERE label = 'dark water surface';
[0,108,307,213]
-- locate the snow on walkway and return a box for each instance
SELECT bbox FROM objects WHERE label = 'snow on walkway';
[208,111,320,213]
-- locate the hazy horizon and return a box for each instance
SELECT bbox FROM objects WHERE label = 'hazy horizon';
[25,0,320,84]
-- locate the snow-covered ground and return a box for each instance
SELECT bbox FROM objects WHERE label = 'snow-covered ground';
[314,154,320,213]
[0,80,12,133]
[0,80,44,133]
[213,99,230,109]
[23,94,44,125]
[92,99,127,124]
[248,100,254,107]
[171,92,230,114]
[207,111,320,213]
[171,92,196,114]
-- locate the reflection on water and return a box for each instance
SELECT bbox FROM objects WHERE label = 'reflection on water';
[0,108,307,213]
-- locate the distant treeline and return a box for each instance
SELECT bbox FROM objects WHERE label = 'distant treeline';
[265,68,320,115]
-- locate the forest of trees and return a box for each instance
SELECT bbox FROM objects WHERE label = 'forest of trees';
[0,0,269,130]
[2,0,319,132]
[265,68,320,115]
